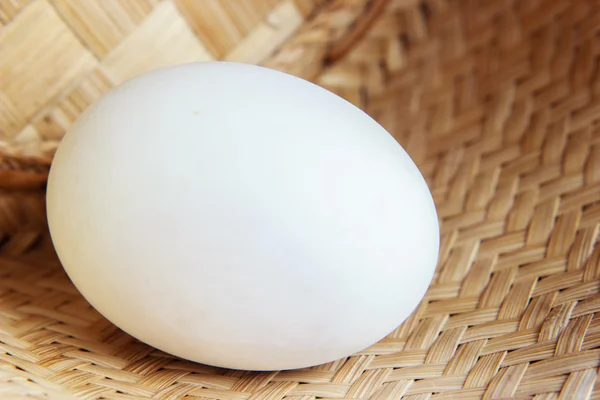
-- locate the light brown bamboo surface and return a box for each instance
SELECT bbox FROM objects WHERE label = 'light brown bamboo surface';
[1,0,600,399]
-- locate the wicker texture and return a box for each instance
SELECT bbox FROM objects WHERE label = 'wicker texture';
[1,0,600,399]
[0,0,339,156]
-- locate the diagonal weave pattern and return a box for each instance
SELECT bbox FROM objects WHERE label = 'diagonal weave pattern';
[0,0,338,157]
[1,0,600,399]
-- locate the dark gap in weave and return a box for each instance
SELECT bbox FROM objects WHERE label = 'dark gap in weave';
[24,234,44,255]
[523,293,536,308]
[360,86,368,107]
[419,2,431,23]
[0,235,10,251]
[515,75,527,85]
[399,33,410,52]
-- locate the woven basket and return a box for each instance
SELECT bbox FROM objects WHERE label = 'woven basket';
[1,0,600,398]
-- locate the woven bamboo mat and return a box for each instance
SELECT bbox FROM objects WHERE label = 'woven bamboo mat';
[2,0,600,398]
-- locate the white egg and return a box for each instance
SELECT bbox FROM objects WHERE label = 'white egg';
[47,62,439,371]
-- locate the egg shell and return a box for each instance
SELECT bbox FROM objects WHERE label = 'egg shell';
[46,62,439,371]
